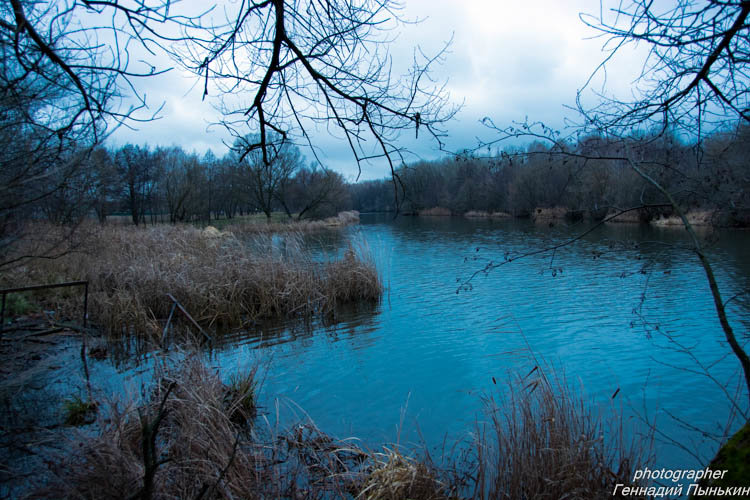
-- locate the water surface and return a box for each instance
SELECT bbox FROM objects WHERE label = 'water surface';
[212,215,750,472]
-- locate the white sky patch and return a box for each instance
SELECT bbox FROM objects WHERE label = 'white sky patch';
[109,65,237,157]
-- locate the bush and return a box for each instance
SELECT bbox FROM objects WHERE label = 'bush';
[62,396,97,426]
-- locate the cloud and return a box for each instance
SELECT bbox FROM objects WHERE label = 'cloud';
[108,66,232,155]
[107,0,646,179]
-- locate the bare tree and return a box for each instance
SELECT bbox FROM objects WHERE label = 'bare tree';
[578,0,750,139]
[282,163,351,219]
[85,147,119,223]
[477,1,750,414]
[0,0,200,266]
[177,0,457,206]
[116,144,161,226]
[231,134,301,219]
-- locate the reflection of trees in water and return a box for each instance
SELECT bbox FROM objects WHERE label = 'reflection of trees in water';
[103,297,381,366]
[228,301,382,352]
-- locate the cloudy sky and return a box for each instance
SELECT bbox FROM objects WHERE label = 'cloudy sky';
[110,0,643,181]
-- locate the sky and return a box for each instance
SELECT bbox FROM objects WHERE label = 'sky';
[109,0,644,181]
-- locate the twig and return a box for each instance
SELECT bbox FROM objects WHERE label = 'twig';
[166,293,213,344]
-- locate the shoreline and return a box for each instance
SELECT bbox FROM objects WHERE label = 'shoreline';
[363,207,750,229]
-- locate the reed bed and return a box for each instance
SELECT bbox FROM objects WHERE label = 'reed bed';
[36,357,446,499]
[30,358,651,499]
[225,210,361,235]
[2,221,381,339]
[473,370,652,500]
[40,358,308,498]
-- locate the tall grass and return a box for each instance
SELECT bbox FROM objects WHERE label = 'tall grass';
[2,221,381,339]
[34,358,651,499]
[473,370,652,499]
[41,359,264,499]
[38,357,378,499]
[223,210,361,234]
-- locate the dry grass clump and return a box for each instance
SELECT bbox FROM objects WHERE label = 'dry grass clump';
[40,359,263,499]
[650,209,717,227]
[325,244,382,306]
[226,210,360,235]
[531,206,568,221]
[474,370,652,500]
[225,370,258,426]
[36,357,389,499]
[359,447,450,500]
[5,222,381,339]
[419,207,452,216]
[463,211,512,219]
[61,395,98,426]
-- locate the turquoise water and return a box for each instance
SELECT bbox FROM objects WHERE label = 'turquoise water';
[211,215,750,472]
[8,215,748,498]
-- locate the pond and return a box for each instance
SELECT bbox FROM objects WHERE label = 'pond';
[208,214,750,472]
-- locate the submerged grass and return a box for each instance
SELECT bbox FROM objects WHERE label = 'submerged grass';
[3,217,381,339]
[225,368,258,426]
[61,396,97,426]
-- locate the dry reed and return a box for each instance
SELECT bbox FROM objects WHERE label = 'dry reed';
[30,358,652,499]
[35,357,426,499]
[358,446,450,500]
[473,370,653,500]
[3,220,382,339]
[39,359,264,499]
[225,210,361,235]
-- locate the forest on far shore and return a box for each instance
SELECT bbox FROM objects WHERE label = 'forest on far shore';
[15,124,750,228]
[352,125,750,226]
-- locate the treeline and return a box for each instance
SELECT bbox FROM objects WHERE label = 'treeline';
[350,126,750,225]
[7,127,750,229]
[23,141,352,226]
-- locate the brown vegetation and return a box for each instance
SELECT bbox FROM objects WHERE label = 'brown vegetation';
[1,220,381,340]
[473,371,652,499]
[36,357,448,499]
[531,206,568,222]
[42,359,270,499]
[225,210,360,235]
[650,209,717,227]
[463,211,512,219]
[29,357,651,499]
[359,447,450,500]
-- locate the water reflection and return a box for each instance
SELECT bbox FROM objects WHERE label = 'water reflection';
[219,301,382,351]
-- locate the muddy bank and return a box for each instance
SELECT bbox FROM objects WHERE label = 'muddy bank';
[418,206,452,216]
[464,210,512,219]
